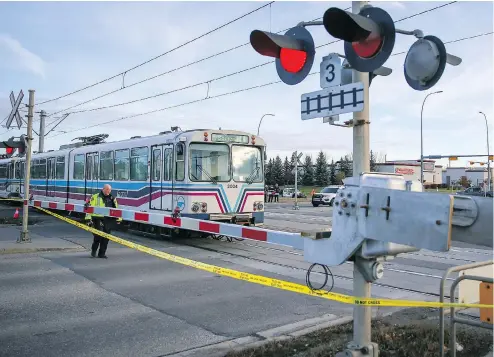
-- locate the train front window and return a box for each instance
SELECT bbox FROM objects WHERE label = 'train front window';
[189,143,230,183]
[232,146,263,183]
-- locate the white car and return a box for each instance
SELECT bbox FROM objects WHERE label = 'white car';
[311,185,342,207]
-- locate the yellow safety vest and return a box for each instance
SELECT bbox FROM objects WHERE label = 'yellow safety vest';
[85,192,122,222]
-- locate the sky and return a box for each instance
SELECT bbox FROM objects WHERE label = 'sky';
[0,0,492,169]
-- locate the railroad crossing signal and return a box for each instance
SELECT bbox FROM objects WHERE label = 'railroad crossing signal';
[0,135,27,157]
[250,26,315,85]
[323,6,396,73]
[6,90,24,130]
[404,35,462,91]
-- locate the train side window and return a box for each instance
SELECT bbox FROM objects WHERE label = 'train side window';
[175,143,185,181]
[31,160,36,179]
[39,159,47,179]
[152,149,161,181]
[114,149,129,181]
[130,147,148,181]
[164,148,172,181]
[73,154,85,180]
[0,164,6,178]
[100,151,114,180]
[56,156,65,179]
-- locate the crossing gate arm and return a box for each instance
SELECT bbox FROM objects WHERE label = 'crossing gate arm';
[28,199,306,250]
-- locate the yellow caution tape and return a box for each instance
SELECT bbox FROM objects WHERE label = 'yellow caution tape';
[34,206,494,309]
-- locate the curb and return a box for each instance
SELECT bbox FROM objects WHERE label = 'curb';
[168,315,353,357]
[0,247,87,255]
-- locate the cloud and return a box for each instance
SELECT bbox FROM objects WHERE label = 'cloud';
[0,33,46,78]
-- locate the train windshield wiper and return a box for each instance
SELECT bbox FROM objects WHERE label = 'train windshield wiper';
[196,164,218,184]
[246,166,260,185]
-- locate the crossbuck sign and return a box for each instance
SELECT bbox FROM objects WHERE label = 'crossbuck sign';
[6,90,24,130]
[300,53,364,121]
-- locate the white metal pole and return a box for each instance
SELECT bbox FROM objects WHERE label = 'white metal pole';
[351,0,372,350]
[18,89,34,243]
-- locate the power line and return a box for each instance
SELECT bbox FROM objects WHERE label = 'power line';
[44,11,347,121]
[45,2,457,124]
[50,29,492,139]
[37,1,275,106]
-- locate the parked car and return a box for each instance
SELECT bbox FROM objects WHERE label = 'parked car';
[455,187,493,197]
[311,185,342,207]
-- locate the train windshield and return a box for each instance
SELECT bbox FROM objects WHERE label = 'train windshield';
[232,145,263,183]
[189,143,230,183]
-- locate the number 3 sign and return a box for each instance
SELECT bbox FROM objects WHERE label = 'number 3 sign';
[320,54,342,89]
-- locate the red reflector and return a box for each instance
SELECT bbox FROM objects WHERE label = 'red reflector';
[280,48,307,73]
[84,207,94,214]
[242,227,267,242]
[65,204,75,211]
[34,201,41,207]
[135,212,149,222]
[110,209,122,218]
[49,202,57,209]
[199,221,220,234]
[352,37,383,58]
[164,216,181,227]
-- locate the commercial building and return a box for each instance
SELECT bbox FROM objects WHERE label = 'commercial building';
[375,159,443,185]
[442,167,494,188]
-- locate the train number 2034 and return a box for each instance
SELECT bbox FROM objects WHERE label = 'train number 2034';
[227,184,238,189]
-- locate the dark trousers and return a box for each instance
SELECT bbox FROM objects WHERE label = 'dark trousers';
[91,218,112,257]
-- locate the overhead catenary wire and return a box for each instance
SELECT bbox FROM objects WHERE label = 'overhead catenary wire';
[37,1,275,106]
[48,30,492,138]
[44,1,456,125]
[43,11,350,120]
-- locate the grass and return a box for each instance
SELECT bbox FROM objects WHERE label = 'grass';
[225,317,493,357]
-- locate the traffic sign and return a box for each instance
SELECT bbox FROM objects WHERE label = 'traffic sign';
[320,54,342,88]
[301,82,364,120]
[6,90,24,130]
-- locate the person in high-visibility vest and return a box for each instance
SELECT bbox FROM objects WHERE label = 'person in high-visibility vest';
[85,184,122,258]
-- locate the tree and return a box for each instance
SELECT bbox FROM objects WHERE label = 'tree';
[283,156,293,185]
[338,155,352,178]
[302,155,314,186]
[370,150,378,172]
[329,159,337,185]
[315,151,329,186]
[272,155,284,186]
[265,158,274,185]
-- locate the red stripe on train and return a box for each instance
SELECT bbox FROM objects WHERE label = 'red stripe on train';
[242,227,267,242]
[199,221,220,234]
[164,217,181,227]
[135,212,149,222]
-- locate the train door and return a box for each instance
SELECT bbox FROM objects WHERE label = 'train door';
[85,152,99,197]
[150,144,173,211]
[46,157,56,197]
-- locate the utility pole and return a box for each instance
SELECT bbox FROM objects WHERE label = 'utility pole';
[18,89,34,243]
[39,110,46,153]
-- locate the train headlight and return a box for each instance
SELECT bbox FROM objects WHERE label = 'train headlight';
[192,203,200,213]
[201,202,208,213]
[257,202,264,211]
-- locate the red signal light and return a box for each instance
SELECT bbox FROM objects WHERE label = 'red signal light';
[280,48,307,73]
[5,147,14,155]
[352,37,383,58]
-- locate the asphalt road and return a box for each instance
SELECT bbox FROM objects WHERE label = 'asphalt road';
[0,202,491,357]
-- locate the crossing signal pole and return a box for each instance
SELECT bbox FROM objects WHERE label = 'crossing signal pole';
[250,2,463,355]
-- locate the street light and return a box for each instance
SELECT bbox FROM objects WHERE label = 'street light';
[257,113,275,136]
[479,111,490,194]
[420,90,443,185]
